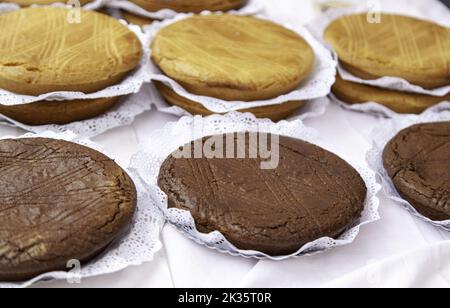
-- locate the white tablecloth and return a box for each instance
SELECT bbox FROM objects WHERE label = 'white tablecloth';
[6,0,446,288]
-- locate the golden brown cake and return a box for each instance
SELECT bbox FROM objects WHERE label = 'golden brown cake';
[155,82,304,121]
[332,75,450,114]
[122,10,153,26]
[152,14,315,101]
[130,0,247,13]
[324,13,450,89]
[0,7,142,96]
[0,97,119,125]
[1,0,91,6]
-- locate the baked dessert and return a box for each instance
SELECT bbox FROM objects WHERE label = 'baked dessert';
[1,0,91,6]
[332,75,450,114]
[122,10,153,26]
[0,97,119,125]
[152,14,315,101]
[155,82,304,121]
[324,13,450,89]
[130,0,247,13]
[383,122,450,221]
[0,138,137,281]
[158,133,367,256]
[0,7,142,96]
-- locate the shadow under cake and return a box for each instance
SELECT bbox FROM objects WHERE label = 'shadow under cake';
[158,133,367,256]
[0,7,142,96]
[151,14,315,119]
[383,122,450,221]
[0,138,137,281]
[332,74,450,114]
[155,82,304,121]
[130,0,247,13]
[325,13,450,89]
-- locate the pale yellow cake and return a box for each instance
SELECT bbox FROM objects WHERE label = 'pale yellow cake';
[325,13,450,89]
[152,14,315,101]
[0,7,142,95]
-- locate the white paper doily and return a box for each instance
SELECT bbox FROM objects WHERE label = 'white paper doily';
[0,84,152,138]
[0,130,164,288]
[146,13,337,114]
[83,0,108,10]
[330,93,450,118]
[367,110,450,231]
[0,3,20,12]
[336,64,450,97]
[129,112,380,260]
[307,6,450,97]
[106,0,264,20]
[150,82,330,120]
[0,7,152,105]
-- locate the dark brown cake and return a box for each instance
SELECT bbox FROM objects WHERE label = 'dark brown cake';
[383,122,450,221]
[0,138,137,281]
[158,133,367,256]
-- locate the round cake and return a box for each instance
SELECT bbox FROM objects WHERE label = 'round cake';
[324,14,450,89]
[155,82,304,121]
[130,0,247,13]
[2,0,91,6]
[0,97,119,125]
[151,15,315,101]
[383,122,450,221]
[158,134,367,256]
[0,138,137,281]
[332,75,450,114]
[0,7,142,96]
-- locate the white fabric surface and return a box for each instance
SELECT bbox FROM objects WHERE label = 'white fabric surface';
[0,0,447,288]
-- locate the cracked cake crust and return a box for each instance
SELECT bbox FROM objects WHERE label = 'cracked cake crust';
[0,138,137,281]
[383,122,450,221]
[158,134,367,256]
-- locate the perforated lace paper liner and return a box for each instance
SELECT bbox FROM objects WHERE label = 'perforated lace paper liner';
[149,83,331,120]
[129,112,381,260]
[367,110,450,231]
[0,3,20,12]
[0,131,164,289]
[307,6,450,97]
[0,9,152,105]
[0,85,153,138]
[106,0,264,20]
[0,7,153,137]
[330,93,450,119]
[146,13,337,114]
